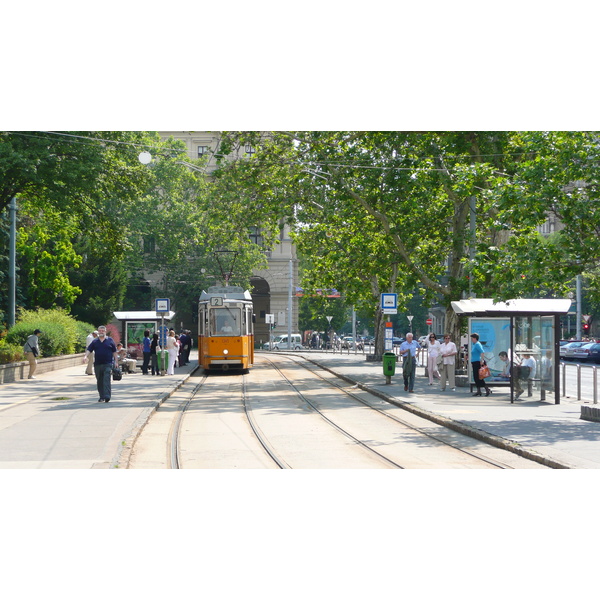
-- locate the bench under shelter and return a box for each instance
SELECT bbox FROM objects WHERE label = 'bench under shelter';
[451,298,571,404]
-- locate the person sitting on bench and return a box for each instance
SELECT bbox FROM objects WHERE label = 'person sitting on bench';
[116,343,136,373]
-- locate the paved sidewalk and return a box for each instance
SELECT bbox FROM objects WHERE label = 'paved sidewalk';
[0,355,197,468]
[289,351,600,469]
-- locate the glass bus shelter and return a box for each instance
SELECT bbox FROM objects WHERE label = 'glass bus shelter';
[451,299,572,404]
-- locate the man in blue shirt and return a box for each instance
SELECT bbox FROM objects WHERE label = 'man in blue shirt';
[84,325,118,402]
[399,332,421,392]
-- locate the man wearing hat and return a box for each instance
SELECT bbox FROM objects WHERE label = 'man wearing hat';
[85,330,98,375]
[23,329,42,379]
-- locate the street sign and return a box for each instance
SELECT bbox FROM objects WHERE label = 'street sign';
[426,318,433,325]
[155,298,170,313]
[384,321,393,351]
[381,293,397,314]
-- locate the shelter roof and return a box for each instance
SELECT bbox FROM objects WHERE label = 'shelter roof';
[113,311,175,321]
[451,298,571,317]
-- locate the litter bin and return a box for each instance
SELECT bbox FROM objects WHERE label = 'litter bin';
[157,350,168,373]
[383,352,396,377]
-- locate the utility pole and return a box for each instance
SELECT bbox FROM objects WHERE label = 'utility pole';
[576,274,582,340]
[287,259,292,345]
[8,197,17,327]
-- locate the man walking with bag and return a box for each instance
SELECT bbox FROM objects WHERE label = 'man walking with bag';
[23,329,42,379]
[399,332,421,393]
[84,326,118,402]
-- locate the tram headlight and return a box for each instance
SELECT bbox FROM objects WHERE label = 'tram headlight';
[223,349,229,355]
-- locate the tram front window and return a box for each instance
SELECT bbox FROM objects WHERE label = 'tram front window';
[211,309,241,336]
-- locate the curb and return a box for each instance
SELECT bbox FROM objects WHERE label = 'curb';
[113,368,199,469]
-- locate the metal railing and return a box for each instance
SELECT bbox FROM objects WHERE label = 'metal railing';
[561,361,598,403]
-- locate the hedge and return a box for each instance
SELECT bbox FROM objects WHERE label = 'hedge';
[2,308,96,363]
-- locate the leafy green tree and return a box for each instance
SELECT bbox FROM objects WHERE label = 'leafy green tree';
[213,131,600,345]
[16,200,82,309]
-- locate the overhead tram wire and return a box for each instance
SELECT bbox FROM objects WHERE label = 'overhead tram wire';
[4,131,189,158]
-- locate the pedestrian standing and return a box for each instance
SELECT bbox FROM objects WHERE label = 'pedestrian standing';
[85,330,98,375]
[470,333,491,397]
[426,333,442,385]
[179,330,191,365]
[166,330,178,375]
[84,325,118,402]
[23,329,42,379]
[141,329,151,375]
[399,332,421,393]
[439,334,458,391]
[150,333,161,375]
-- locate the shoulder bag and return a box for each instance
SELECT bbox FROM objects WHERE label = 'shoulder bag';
[479,361,491,379]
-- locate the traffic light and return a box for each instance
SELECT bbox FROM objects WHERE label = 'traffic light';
[583,323,590,334]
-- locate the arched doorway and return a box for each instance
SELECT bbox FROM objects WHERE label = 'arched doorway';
[250,276,270,346]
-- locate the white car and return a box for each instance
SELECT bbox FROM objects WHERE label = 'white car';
[263,334,303,350]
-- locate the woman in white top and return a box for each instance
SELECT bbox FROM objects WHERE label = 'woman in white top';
[166,330,178,375]
[426,333,442,385]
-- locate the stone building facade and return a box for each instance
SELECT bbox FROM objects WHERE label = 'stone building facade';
[158,131,299,342]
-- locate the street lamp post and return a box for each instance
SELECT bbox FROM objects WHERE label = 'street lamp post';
[7,197,17,327]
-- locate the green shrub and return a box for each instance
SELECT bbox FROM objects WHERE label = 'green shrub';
[5,308,93,358]
[0,339,24,363]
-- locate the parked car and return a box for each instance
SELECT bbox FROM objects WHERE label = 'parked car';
[563,341,587,360]
[263,333,303,350]
[573,342,600,362]
[392,337,405,346]
[418,335,429,346]
[587,343,600,364]
[341,336,355,349]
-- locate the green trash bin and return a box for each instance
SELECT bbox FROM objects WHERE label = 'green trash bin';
[383,352,396,376]
[157,350,168,373]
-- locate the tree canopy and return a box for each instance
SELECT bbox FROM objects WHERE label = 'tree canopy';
[213,131,600,344]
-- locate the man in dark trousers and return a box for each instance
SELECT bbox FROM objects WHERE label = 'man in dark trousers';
[179,330,191,366]
[84,325,118,402]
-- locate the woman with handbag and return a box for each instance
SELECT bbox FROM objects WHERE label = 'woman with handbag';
[426,333,442,385]
[470,333,492,397]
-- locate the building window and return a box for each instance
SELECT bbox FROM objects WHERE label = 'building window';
[143,235,156,254]
[249,226,264,247]
[245,144,255,157]
[197,145,210,158]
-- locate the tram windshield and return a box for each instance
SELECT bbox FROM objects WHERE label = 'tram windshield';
[211,307,242,336]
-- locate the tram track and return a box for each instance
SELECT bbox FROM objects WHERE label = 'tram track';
[261,356,404,468]
[166,377,206,469]
[131,355,545,469]
[264,354,526,469]
[240,374,290,469]
[132,370,287,469]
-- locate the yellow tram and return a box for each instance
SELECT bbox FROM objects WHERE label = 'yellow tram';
[198,286,254,371]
